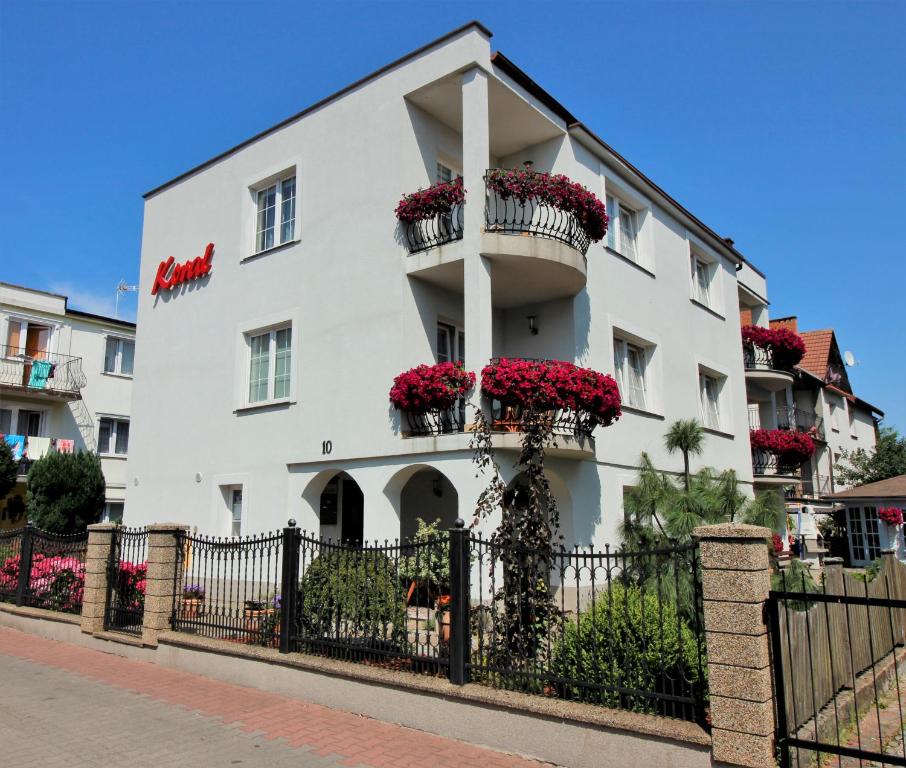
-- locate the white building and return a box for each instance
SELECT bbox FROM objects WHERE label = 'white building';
[1,282,135,529]
[125,21,775,546]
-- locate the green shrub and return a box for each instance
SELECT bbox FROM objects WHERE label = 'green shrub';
[0,441,16,499]
[552,584,703,714]
[298,547,406,649]
[26,451,105,533]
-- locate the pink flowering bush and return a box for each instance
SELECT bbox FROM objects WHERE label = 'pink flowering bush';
[481,358,621,428]
[741,325,807,369]
[389,362,476,414]
[114,561,147,609]
[750,428,816,467]
[0,553,86,611]
[485,168,609,242]
[878,506,904,526]
[395,177,466,223]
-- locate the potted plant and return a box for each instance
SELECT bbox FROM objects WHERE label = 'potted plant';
[434,594,452,643]
[182,584,205,619]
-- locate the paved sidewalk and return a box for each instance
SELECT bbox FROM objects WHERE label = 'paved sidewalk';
[0,627,553,768]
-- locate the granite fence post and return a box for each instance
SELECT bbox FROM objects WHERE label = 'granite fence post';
[141,524,187,647]
[693,522,775,768]
[80,523,118,634]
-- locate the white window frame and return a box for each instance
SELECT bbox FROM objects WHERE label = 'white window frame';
[613,337,649,410]
[246,324,292,405]
[846,506,881,565]
[830,400,842,432]
[436,321,465,364]
[229,486,244,537]
[690,253,714,308]
[3,407,47,437]
[606,195,641,263]
[102,501,124,524]
[3,315,56,358]
[699,370,723,430]
[246,164,299,257]
[97,415,130,456]
[103,335,135,377]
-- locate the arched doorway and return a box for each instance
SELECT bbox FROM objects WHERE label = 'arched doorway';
[318,471,364,545]
[399,468,458,542]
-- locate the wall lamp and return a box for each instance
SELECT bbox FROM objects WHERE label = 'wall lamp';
[527,315,538,335]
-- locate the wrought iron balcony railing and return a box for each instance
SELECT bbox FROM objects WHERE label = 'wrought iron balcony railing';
[403,399,468,437]
[752,448,803,478]
[485,171,593,256]
[742,342,793,373]
[0,345,86,397]
[402,202,464,254]
[784,474,833,499]
[776,406,825,440]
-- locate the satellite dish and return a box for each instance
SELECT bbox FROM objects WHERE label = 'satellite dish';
[843,351,857,367]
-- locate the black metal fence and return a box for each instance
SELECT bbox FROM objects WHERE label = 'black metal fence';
[768,558,906,767]
[0,525,87,614]
[169,524,707,723]
[403,202,464,254]
[485,176,592,256]
[104,527,148,635]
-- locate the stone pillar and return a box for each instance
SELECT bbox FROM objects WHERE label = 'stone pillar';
[461,66,492,414]
[141,524,187,647]
[693,522,775,768]
[81,523,118,634]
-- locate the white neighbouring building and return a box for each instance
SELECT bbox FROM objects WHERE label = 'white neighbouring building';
[125,21,790,546]
[0,282,135,529]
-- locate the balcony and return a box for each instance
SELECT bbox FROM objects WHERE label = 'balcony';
[751,448,802,485]
[784,474,834,500]
[748,405,825,441]
[0,345,86,399]
[742,342,794,391]
[402,201,464,254]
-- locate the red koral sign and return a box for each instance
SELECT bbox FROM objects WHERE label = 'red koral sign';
[151,243,214,295]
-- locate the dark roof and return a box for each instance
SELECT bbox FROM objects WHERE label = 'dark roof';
[827,474,906,500]
[66,307,136,330]
[143,21,493,199]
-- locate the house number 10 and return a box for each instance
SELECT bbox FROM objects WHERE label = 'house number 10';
[321,440,332,455]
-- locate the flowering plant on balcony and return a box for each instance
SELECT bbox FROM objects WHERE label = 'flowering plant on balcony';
[741,325,807,369]
[480,358,622,426]
[395,177,466,223]
[878,506,904,526]
[389,362,475,414]
[485,168,609,242]
[750,428,816,467]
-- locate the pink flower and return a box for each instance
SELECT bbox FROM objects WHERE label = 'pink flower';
[741,325,806,368]
[878,507,904,526]
[395,177,466,223]
[389,362,475,414]
[750,428,815,466]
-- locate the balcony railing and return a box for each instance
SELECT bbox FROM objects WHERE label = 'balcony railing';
[485,172,593,256]
[0,345,86,397]
[403,399,468,437]
[784,474,834,499]
[776,406,825,440]
[751,448,803,478]
[403,202,464,254]
[742,342,792,373]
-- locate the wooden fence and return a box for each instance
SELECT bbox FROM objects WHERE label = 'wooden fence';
[776,552,906,732]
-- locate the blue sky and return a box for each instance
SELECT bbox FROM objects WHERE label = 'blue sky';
[1,1,903,430]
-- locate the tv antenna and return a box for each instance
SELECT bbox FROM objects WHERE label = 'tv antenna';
[115,280,138,319]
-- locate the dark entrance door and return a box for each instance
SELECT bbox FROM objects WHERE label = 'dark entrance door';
[341,479,364,545]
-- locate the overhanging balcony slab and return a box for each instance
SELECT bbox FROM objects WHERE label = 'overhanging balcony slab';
[490,431,594,458]
[744,368,794,392]
[405,239,465,294]
[481,232,586,308]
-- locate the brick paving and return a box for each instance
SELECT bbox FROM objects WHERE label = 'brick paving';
[0,627,554,767]
[836,668,906,767]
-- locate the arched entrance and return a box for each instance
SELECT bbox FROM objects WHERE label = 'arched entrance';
[505,469,574,547]
[384,465,459,542]
[318,471,364,545]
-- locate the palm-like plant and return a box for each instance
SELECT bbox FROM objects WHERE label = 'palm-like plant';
[664,419,705,491]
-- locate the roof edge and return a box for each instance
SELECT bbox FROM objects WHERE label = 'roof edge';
[490,51,576,124]
[66,307,137,330]
[143,20,493,200]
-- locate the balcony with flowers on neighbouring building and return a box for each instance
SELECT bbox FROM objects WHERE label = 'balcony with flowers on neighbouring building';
[749,427,816,486]
[389,358,621,458]
[741,325,806,391]
[0,344,86,400]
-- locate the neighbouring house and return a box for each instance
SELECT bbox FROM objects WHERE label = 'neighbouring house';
[826,474,906,566]
[0,282,135,529]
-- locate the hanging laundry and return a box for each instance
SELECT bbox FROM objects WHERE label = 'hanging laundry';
[3,434,26,461]
[26,436,51,459]
[54,438,75,454]
[27,359,53,389]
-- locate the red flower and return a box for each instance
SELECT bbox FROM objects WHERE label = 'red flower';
[395,177,466,223]
[486,168,609,242]
[750,428,815,466]
[878,506,904,526]
[389,362,475,414]
[772,533,784,554]
[741,325,806,368]
[480,358,621,427]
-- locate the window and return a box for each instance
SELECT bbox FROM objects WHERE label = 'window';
[255,174,296,252]
[606,196,639,263]
[6,319,51,357]
[98,417,129,455]
[436,162,453,184]
[16,410,43,437]
[847,404,856,436]
[246,325,292,404]
[436,322,465,364]
[104,336,134,376]
[691,255,714,307]
[699,372,722,430]
[102,502,124,524]
[230,488,243,537]
[0,408,10,434]
[830,401,841,432]
[847,506,881,564]
[613,338,648,409]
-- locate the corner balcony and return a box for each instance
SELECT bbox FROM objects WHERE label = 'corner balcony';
[403,169,602,307]
[751,448,803,486]
[0,345,86,400]
[742,342,794,391]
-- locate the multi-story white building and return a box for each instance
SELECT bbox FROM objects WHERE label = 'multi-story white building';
[1,282,135,529]
[125,21,781,546]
